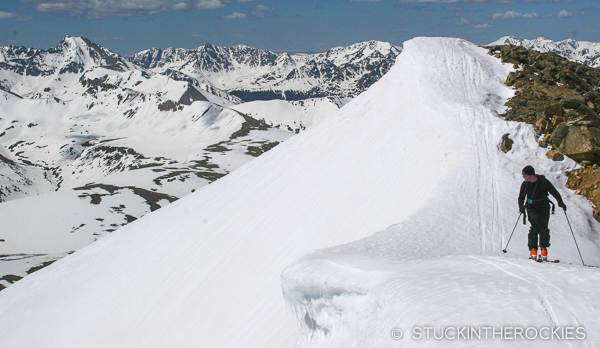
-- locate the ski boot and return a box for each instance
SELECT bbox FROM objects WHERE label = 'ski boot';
[529,249,538,260]
[540,248,548,262]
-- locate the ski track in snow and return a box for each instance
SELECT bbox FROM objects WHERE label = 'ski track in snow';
[471,256,564,328]
[0,37,599,348]
[281,38,600,347]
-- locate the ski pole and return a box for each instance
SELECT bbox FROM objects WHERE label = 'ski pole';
[503,212,522,254]
[564,210,585,266]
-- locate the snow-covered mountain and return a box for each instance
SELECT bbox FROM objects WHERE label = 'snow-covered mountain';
[230,96,351,133]
[0,36,130,79]
[0,36,239,105]
[0,37,598,347]
[129,40,402,102]
[0,37,292,289]
[488,36,600,68]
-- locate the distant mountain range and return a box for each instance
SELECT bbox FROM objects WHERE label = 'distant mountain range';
[0,34,598,290]
[488,36,600,68]
[0,37,292,289]
[129,40,402,102]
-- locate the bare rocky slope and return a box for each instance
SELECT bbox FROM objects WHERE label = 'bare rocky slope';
[489,44,600,221]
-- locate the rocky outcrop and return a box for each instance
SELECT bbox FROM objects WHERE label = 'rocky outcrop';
[566,166,600,222]
[488,44,600,221]
[488,36,600,69]
[500,133,514,153]
[550,125,600,161]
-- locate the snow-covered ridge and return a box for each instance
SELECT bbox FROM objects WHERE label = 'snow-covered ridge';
[282,37,600,346]
[1,37,598,347]
[488,36,600,68]
[129,40,402,101]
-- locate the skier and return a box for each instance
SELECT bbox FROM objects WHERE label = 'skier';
[518,165,566,261]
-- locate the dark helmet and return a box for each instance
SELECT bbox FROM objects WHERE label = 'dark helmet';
[522,165,535,176]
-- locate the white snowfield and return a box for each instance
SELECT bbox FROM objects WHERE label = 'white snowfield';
[0,37,599,348]
[230,96,350,133]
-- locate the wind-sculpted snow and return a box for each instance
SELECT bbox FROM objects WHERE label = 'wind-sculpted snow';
[0,37,599,348]
[282,37,600,347]
[283,255,600,347]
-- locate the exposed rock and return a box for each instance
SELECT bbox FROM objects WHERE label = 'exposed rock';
[546,149,565,162]
[550,125,600,161]
[489,44,600,222]
[158,100,181,112]
[500,133,513,153]
[566,167,600,222]
[487,45,600,165]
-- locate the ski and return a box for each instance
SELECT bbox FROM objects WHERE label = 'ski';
[534,258,560,263]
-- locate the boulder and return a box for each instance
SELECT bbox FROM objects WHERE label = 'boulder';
[550,125,600,161]
[544,104,563,118]
[562,99,582,110]
[546,149,564,161]
[500,133,513,153]
[535,116,550,133]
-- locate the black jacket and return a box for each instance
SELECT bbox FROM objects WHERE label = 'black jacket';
[518,175,564,211]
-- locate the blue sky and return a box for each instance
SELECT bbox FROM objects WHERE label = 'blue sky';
[0,0,598,55]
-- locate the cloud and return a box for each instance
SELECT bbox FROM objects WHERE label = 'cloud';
[395,4,435,11]
[455,18,469,25]
[218,3,278,20]
[221,11,248,19]
[172,2,190,10]
[492,10,539,19]
[26,0,200,17]
[249,5,278,18]
[196,0,225,10]
[558,10,572,17]
[474,23,492,29]
[0,10,33,20]
[0,11,17,19]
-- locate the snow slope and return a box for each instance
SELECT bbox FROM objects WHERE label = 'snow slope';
[282,38,600,346]
[0,37,599,348]
[0,48,292,289]
[230,96,350,133]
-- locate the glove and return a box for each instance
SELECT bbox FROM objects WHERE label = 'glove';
[559,202,567,211]
[519,205,525,214]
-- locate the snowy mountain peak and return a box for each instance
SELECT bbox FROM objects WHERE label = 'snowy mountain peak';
[0,36,133,81]
[129,40,402,102]
[488,36,600,68]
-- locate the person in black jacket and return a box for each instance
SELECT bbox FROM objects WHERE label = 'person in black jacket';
[518,165,566,261]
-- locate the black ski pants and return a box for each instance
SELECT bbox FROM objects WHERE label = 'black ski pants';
[526,204,551,250]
